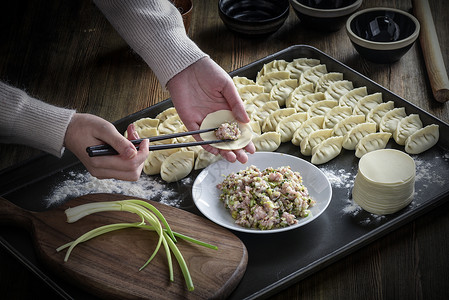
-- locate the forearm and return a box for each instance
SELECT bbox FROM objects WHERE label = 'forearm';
[0,81,76,157]
[93,0,208,87]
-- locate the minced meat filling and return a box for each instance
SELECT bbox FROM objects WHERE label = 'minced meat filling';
[217,165,315,230]
[215,122,241,140]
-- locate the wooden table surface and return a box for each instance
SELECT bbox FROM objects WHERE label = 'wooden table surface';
[1,0,448,299]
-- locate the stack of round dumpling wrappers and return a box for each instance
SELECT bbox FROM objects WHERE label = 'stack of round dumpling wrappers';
[352,149,416,215]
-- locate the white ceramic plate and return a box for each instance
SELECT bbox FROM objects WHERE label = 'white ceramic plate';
[192,152,332,234]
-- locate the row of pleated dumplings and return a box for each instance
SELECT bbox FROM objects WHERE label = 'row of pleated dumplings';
[124,106,223,183]
[126,56,440,182]
[234,57,440,165]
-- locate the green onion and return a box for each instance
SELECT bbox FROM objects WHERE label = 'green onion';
[57,199,217,291]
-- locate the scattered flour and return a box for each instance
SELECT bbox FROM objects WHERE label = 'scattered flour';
[341,192,387,225]
[443,152,449,160]
[44,152,448,225]
[45,171,179,208]
[413,156,448,191]
[320,167,355,189]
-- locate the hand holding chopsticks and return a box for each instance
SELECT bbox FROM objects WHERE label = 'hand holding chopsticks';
[86,127,229,157]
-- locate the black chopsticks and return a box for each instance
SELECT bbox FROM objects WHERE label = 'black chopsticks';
[86,127,228,157]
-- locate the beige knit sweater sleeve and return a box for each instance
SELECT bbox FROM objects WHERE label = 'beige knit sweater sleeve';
[0,0,207,157]
[0,82,76,157]
[93,0,208,87]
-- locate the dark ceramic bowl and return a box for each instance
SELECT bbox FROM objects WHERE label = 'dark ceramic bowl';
[346,7,420,63]
[218,0,290,36]
[289,0,362,31]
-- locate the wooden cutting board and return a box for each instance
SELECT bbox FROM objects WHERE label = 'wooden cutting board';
[0,193,248,299]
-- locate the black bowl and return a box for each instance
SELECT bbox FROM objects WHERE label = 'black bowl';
[290,0,362,31]
[346,7,420,63]
[218,0,290,36]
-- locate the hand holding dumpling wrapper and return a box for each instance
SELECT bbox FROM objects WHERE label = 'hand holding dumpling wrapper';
[200,110,253,150]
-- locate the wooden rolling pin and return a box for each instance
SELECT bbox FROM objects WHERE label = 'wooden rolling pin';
[412,0,449,103]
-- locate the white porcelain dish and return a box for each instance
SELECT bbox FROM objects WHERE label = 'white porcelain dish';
[192,152,332,234]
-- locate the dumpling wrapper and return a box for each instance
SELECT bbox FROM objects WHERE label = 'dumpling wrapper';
[353,149,416,215]
[200,110,252,150]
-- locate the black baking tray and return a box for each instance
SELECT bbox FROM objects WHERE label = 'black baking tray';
[1,45,449,299]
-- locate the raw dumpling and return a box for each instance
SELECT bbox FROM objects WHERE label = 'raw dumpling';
[366,101,395,130]
[324,80,354,101]
[294,92,326,112]
[285,58,321,79]
[405,124,439,154]
[158,115,184,135]
[393,114,423,145]
[353,92,383,116]
[252,132,282,152]
[355,132,392,158]
[134,117,160,129]
[270,79,299,106]
[200,110,253,150]
[307,99,338,118]
[174,128,202,157]
[143,148,179,175]
[174,124,189,143]
[244,102,258,118]
[247,93,270,109]
[249,121,262,136]
[136,127,158,139]
[258,60,289,80]
[276,112,308,142]
[311,136,344,165]
[252,101,280,126]
[233,76,256,88]
[379,107,407,133]
[332,115,366,136]
[300,64,328,86]
[256,71,290,93]
[300,128,333,156]
[160,151,195,183]
[342,122,377,150]
[291,115,325,146]
[285,83,315,108]
[125,117,160,138]
[238,85,265,102]
[323,106,353,128]
[262,107,296,132]
[339,86,368,109]
[194,148,222,170]
[315,72,344,93]
[155,107,177,122]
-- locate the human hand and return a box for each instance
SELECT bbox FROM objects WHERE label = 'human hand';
[64,113,149,181]
[167,57,255,163]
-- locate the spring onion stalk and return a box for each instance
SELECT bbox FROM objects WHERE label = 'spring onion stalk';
[58,225,218,253]
[171,231,218,250]
[56,222,142,254]
[138,226,172,280]
[162,230,194,291]
[58,199,217,291]
[126,199,177,242]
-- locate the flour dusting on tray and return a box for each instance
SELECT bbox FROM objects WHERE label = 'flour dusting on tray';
[45,171,179,207]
